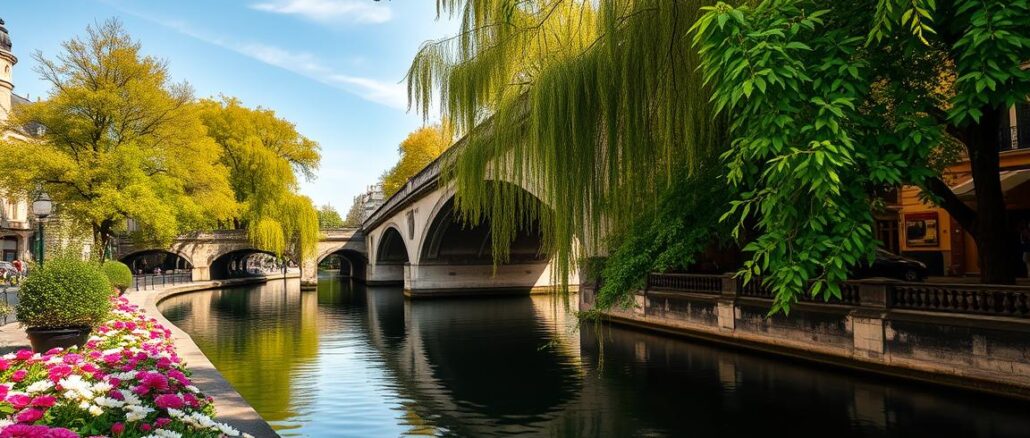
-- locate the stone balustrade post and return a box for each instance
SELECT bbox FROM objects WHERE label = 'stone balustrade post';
[717,274,738,331]
[851,281,890,360]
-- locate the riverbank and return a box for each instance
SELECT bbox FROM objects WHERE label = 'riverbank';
[581,275,1030,400]
[0,274,295,438]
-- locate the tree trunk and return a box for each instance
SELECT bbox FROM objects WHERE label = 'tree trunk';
[966,107,1019,284]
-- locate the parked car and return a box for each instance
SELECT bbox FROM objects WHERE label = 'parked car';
[852,249,928,282]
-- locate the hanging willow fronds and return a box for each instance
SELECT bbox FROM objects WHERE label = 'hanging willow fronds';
[408,0,724,290]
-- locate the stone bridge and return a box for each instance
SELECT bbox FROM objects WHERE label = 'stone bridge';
[115,228,366,287]
[360,153,576,297]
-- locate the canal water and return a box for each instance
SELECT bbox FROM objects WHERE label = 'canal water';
[157,276,1030,437]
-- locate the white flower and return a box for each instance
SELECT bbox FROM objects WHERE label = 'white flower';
[58,375,94,400]
[93,396,124,408]
[243,434,255,438]
[185,385,200,393]
[25,380,53,394]
[88,404,104,416]
[216,422,240,436]
[0,419,12,429]
[101,348,123,356]
[2,353,15,360]
[120,390,142,407]
[45,356,63,365]
[142,430,182,438]
[78,401,90,410]
[88,335,103,342]
[125,404,154,422]
[109,372,138,381]
[92,382,113,393]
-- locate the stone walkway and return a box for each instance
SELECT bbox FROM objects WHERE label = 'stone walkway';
[0,276,290,437]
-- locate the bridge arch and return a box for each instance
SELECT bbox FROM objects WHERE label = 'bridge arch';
[317,248,367,279]
[120,250,193,275]
[209,249,286,280]
[376,225,410,265]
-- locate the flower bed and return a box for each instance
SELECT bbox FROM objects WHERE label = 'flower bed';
[0,297,251,438]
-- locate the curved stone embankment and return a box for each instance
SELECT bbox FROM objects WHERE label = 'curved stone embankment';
[0,274,294,438]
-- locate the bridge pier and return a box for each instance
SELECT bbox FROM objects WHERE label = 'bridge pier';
[367,263,404,286]
[401,261,578,298]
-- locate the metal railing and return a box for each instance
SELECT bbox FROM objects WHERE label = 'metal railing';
[132,271,193,291]
[648,273,724,294]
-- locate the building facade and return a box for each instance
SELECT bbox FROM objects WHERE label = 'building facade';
[0,18,35,263]
[883,100,1030,277]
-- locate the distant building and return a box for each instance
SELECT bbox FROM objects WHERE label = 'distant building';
[358,183,385,223]
[0,18,89,263]
[0,18,35,263]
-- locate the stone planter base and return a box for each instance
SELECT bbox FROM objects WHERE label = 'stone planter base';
[25,326,91,352]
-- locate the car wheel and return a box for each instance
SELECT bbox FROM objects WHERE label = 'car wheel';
[903,270,920,282]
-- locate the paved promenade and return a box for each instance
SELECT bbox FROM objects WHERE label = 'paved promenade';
[0,275,292,438]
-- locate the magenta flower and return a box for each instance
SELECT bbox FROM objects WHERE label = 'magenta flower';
[14,350,33,361]
[29,396,56,408]
[10,369,27,382]
[15,408,45,423]
[8,394,32,409]
[47,365,72,383]
[0,424,78,438]
[153,394,184,410]
[110,422,124,436]
[153,418,171,428]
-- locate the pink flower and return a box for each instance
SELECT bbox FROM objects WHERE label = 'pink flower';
[153,418,171,428]
[8,394,32,409]
[0,358,9,371]
[14,408,44,423]
[15,350,33,361]
[0,424,78,438]
[140,424,152,432]
[62,354,83,365]
[132,385,150,396]
[110,423,125,436]
[153,394,184,410]
[29,395,56,408]
[108,390,124,401]
[167,370,189,386]
[48,365,72,383]
[183,393,200,408]
[140,373,169,392]
[44,348,62,356]
[0,384,8,399]
[10,369,27,382]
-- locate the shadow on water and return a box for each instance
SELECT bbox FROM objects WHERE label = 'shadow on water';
[158,276,1030,437]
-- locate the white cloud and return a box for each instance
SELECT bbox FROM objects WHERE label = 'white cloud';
[149,19,406,109]
[251,0,392,24]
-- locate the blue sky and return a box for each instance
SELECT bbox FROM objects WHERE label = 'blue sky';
[2,0,456,210]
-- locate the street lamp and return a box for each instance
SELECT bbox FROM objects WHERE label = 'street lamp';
[32,191,52,267]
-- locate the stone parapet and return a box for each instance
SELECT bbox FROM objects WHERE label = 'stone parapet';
[581,275,1030,399]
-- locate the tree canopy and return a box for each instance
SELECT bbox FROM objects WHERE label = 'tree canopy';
[0,20,236,256]
[379,123,451,197]
[693,0,1030,312]
[317,204,345,229]
[197,97,321,259]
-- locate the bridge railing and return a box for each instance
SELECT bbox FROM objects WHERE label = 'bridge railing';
[132,271,193,292]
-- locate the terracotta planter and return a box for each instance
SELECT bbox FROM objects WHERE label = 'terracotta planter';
[25,326,91,352]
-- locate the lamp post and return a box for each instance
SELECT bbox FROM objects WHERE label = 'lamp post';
[31,191,52,268]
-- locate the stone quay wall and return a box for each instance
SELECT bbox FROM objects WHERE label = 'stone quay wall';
[581,273,1030,399]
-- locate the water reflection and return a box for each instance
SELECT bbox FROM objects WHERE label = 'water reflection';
[158,277,1030,437]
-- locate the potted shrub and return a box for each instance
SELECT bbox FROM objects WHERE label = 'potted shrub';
[101,260,133,295]
[17,257,113,352]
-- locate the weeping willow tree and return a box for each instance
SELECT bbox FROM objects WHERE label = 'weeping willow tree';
[408,0,724,304]
[198,97,321,260]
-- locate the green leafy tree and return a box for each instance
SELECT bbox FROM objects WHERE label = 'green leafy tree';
[0,20,237,258]
[317,204,345,229]
[342,198,363,227]
[198,97,321,260]
[380,123,451,197]
[693,0,1030,312]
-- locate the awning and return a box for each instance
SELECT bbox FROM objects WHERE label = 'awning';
[951,169,1030,201]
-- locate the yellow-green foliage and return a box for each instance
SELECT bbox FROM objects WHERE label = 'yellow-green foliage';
[198,97,321,260]
[17,257,113,328]
[380,123,451,197]
[0,20,237,254]
[408,1,723,292]
[100,260,133,290]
